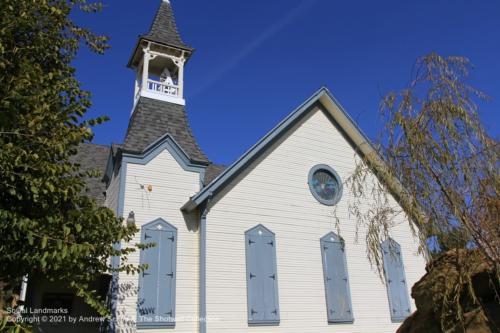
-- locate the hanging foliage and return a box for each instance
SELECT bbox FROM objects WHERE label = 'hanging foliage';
[0,1,140,331]
[339,53,499,331]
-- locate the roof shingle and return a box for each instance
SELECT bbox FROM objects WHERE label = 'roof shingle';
[74,143,110,205]
[142,1,192,51]
[123,97,209,164]
[204,163,226,186]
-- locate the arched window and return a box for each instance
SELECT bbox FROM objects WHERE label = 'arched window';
[381,238,411,322]
[137,218,177,328]
[320,232,354,323]
[245,225,280,325]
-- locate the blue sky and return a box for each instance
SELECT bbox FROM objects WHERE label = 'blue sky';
[74,0,499,166]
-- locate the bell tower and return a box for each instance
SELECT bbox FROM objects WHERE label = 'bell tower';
[127,0,193,108]
[122,0,208,164]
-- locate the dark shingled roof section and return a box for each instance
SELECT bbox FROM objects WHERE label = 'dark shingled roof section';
[204,163,226,186]
[111,143,123,158]
[74,143,110,205]
[123,97,209,164]
[143,1,192,51]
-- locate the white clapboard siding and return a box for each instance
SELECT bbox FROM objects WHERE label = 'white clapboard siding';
[105,165,120,213]
[205,106,426,333]
[115,149,201,333]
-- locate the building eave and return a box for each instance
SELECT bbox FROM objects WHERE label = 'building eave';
[181,87,340,212]
[122,132,209,168]
[126,37,194,69]
[181,86,424,229]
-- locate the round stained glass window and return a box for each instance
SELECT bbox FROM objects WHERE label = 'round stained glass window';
[308,164,342,206]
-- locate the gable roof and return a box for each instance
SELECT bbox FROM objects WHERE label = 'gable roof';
[73,143,110,205]
[123,96,209,164]
[142,0,192,51]
[181,87,377,212]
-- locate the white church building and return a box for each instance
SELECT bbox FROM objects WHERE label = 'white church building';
[76,1,427,332]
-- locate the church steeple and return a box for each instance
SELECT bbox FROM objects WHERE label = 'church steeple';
[128,0,192,107]
[123,1,209,165]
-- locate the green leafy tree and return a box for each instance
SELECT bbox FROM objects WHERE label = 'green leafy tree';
[0,1,139,331]
[338,54,499,331]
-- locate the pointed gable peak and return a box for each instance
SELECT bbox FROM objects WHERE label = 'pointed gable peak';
[142,0,192,51]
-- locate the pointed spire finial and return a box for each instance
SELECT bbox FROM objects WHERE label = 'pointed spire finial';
[139,0,192,51]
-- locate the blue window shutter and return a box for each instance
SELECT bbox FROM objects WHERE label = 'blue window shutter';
[246,234,265,322]
[137,219,177,328]
[320,232,354,323]
[158,230,175,321]
[245,225,280,325]
[381,239,411,322]
[261,235,279,322]
[138,227,160,323]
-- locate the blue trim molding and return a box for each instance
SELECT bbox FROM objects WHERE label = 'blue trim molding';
[199,206,207,333]
[199,193,213,333]
[117,133,206,217]
[108,162,127,333]
[181,86,375,212]
[182,89,323,211]
[122,133,206,176]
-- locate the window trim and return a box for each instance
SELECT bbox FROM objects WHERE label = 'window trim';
[244,224,280,326]
[320,232,355,324]
[308,164,343,206]
[137,218,178,329]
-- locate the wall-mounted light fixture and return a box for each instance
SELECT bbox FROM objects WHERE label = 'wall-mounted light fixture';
[127,211,136,228]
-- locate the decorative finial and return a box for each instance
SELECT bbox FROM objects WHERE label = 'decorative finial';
[162,0,170,3]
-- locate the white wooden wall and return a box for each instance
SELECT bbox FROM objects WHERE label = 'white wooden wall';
[105,163,121,213]
[205,106,426,333]
[114,150,201,333]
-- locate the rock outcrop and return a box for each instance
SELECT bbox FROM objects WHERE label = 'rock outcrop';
[397,250,499,333]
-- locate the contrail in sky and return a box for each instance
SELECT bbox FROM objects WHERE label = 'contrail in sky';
[190,0,318,97]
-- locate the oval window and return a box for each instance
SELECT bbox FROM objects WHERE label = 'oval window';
[308,165,342,206]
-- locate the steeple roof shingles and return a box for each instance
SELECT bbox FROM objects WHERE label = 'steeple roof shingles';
[123,97,209,164]
[142,1,192,51]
